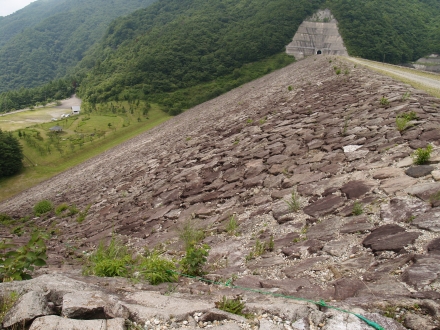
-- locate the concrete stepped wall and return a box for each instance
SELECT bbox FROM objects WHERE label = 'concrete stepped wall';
[286,9,348,59]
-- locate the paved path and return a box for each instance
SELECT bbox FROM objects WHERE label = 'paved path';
[348,57,440,92]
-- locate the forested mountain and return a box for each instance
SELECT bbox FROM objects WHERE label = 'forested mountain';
[327,0,440,64]
[1,0,440,114]
[0,0,66,47]
[77,0,322,112]
[76,0,440,113]
[0,0,157,93]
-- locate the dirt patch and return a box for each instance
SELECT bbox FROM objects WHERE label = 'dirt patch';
[53,94,82,109]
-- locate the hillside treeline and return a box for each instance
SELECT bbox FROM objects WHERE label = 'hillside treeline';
[76,0,440,113]
[327,0,440,63]
[1,0,440,114]
[77,0,322,112]
[0,0,157,93]
[0,78,76,112]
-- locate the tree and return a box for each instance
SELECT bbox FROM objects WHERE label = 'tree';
[0,129,23,177]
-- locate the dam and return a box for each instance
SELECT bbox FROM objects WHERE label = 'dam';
[286,9,348,59]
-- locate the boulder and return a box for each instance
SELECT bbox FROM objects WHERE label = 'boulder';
[340,180,375,199]
[405,165,435,178]
[62,291,128,320]
[3,291,56,328]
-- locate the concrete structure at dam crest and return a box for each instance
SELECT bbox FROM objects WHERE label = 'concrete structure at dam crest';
[286,9,348,59]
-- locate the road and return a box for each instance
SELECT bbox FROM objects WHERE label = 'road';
[347,57,440,94]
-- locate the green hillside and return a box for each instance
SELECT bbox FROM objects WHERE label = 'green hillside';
[76,0,440,114]
[1,0,440,115]
[327,0,440,63]
[0,0,66,47]
[0,0,157,93]
[77,0,322,113]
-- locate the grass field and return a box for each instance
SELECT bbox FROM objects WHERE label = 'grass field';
[0,107,68,131]
[0,101,171,201]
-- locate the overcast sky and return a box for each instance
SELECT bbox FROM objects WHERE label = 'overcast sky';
[0,0,36,17]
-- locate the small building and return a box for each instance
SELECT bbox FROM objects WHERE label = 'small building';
[49,126,63,132]
[71,106,81,115]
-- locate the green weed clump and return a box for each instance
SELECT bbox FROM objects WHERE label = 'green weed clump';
[395,111,417,131]
[83,236,178,285]
[77,204,91,223]
[380,96,390,107]
[352,201,364,216]
[215,296,246,316]
[395,116,409,131]
[412,144,433,165]
[55,203,79,217]
[0,214,13,226]
[226,215,238,235]
[401,91,411,101]
[0,292,18,325]
[55,203,68,215]
[179,220,204,250]
[180,244,210,277]
[245,235,274,261]
[138,252,178,285]
[83,236,134,277]
[285,191,300,212]
[33,200,53,216]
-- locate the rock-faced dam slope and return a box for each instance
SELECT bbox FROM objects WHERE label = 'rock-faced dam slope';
[1,56,440,329]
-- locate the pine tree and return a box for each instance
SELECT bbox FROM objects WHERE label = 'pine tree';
[0,130,24,177]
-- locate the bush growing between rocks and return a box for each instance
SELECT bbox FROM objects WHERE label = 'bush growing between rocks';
[215,296,247,317]
[33,200,53,216]
[412,144,433,165]
[179,220,204,250]
[285,191,300,212]
[83,236,178,284]
[245,236,274,261]
[76,204,91,223]
[0,231,48,282]
[352,201,364,216]
[180,243,210,277]
[55,203,79,217]
[395,111,417,131]
[55,203,69,215]
[380,96,390,107]
[0,214,13,226]
[138,251,178,284]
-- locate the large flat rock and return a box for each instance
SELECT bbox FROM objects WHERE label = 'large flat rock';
[380,198,430,223]
[29,315,126,330]
[405,182,440,201]
[303,195,345,217]
[402,255,440,290]
[121,291,212,322]
[412,209,440,232]
[3,291,55,328]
